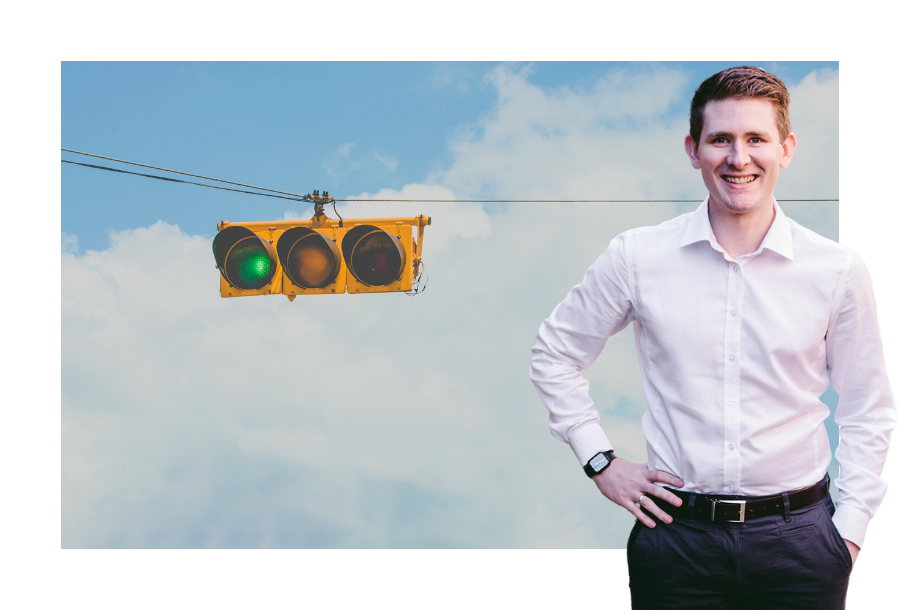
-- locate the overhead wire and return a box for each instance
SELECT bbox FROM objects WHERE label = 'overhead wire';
[62,150,836,298]
[62,148,308,199]
[61,160,310,203]
[61,149,839,203]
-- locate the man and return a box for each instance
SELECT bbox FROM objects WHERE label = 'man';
[529,66,895,609]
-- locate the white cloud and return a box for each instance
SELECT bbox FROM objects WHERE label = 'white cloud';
[323,143,402,184]
[435,64,838,240]
[776,68,840,238]
[341,182,490,255]
[61,209,669,548]
[62,232,79,253]
[323,143,362,180]
[431,62,475,93]
[373,152,398,171]
[278,208,309,221]
[439,65,695,200]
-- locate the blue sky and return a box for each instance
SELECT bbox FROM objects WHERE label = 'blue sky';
[61,61,846,553]
[62,61,838,252]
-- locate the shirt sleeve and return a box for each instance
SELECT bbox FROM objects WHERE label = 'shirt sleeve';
[826,250,897,548]
[529,233,636,466]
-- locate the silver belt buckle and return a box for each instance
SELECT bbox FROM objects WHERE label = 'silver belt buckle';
[710,499,746,523]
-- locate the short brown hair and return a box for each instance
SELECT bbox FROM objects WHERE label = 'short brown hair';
[689,66,791,143]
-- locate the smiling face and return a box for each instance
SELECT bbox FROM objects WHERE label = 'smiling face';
[685,97,797,221]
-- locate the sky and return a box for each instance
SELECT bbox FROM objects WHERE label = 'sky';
[60,61,843,551]
[63,61,839,253]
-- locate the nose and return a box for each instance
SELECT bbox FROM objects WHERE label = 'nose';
[727,141,750,168]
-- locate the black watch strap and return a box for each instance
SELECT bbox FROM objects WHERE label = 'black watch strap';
[584,450,616,478]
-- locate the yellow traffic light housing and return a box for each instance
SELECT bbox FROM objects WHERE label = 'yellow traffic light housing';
[213,210,429,299]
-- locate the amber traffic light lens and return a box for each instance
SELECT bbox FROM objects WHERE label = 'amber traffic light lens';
[277,227,342,289]
[351,231,403,286]
[287,235,339,288]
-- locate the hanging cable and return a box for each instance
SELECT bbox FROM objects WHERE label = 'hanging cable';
[61,149,838,203]
[62,148,307,198]
[405,262,428,297]
[331,198,344,223]
[61,160,310,203]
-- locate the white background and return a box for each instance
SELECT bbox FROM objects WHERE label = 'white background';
[4,1,897,608]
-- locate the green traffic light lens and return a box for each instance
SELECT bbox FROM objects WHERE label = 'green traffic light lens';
[242,252,271,280]
[226,238,275,290]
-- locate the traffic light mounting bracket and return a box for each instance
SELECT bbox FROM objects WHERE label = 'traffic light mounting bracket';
[309,190,334,226]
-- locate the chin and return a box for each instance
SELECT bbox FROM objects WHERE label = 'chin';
[711,189,769,213]
[722,200,769,217]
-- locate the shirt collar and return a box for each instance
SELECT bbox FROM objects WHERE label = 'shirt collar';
[679,197,794,261]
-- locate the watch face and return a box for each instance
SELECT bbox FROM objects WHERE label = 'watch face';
[589,453,610,471]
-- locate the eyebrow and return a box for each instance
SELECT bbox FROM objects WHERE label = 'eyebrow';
[706,130,772,140]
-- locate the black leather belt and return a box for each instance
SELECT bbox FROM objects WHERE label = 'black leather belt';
[661,475,829,523]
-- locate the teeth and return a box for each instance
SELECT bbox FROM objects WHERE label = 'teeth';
[724,175,756,184]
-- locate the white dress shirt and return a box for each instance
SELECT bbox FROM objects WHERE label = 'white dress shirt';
[529,199,895,548]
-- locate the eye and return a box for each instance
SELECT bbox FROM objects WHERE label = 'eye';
[749,137,763,144]
[712,137,728,144]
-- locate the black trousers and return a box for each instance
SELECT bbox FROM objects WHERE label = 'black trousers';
[627,495,852,609]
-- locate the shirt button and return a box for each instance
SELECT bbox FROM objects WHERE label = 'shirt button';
[732,265,738,273]
[731,310,736,316]
[727,485,734,491]
[728,399,735,405]
[729,355,735,361]
[729,444,735,450]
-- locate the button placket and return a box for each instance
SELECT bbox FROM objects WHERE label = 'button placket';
[722,261,743,492]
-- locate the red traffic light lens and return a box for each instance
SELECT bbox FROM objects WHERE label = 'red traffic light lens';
[352,232,399,286]
[342,226,406,287]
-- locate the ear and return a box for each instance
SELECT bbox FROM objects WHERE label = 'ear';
[779,132,798,169]
[684,135,701,169]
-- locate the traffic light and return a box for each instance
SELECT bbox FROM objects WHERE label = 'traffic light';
[213,213,429,299]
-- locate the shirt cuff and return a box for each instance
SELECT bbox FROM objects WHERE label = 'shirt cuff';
[831,501,871,549]
[569,422,614,466]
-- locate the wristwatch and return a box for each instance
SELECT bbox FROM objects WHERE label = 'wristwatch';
[584,450,617,478]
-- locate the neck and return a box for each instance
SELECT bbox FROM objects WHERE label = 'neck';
[707,198,776,259]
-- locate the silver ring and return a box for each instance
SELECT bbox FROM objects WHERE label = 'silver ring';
[636,494,645,506]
